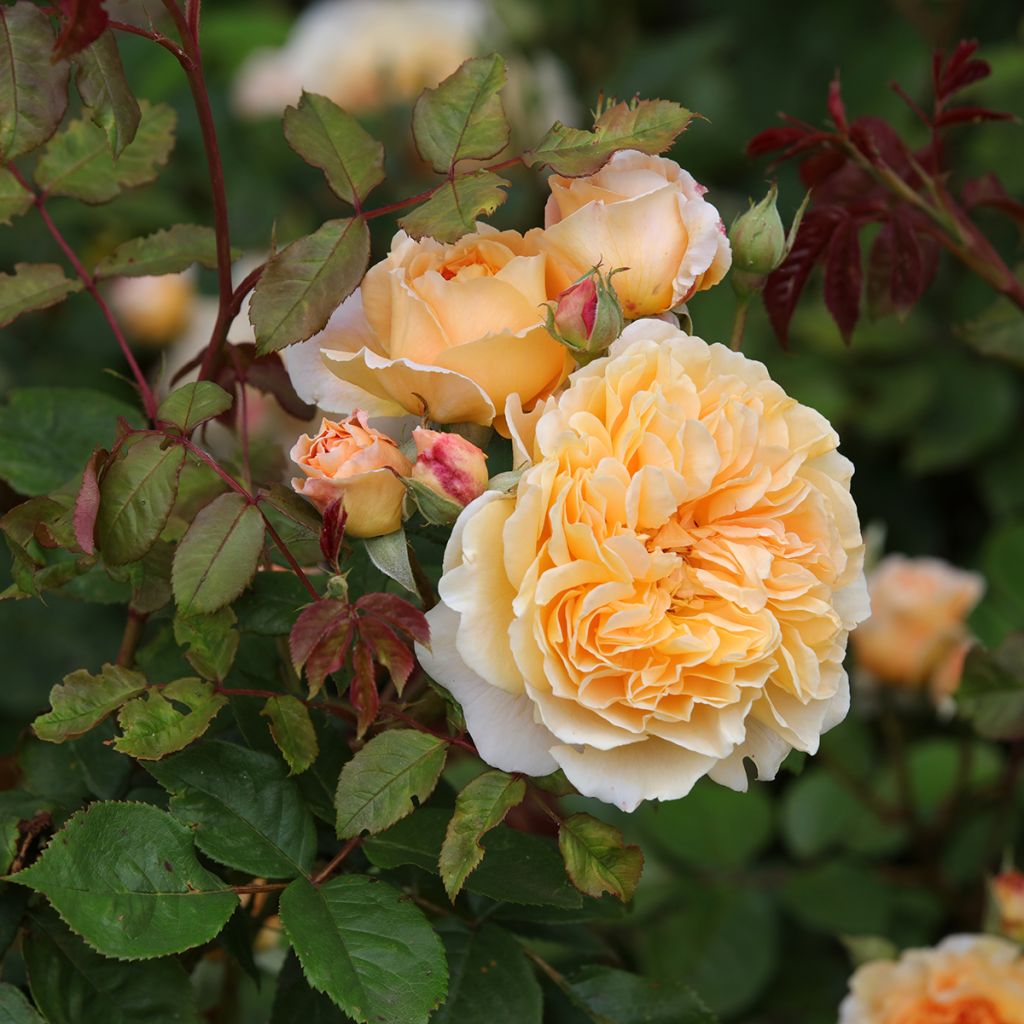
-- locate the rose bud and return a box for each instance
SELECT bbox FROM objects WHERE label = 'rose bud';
[290,412,412,538]
[992,870,1024,942]
[729,183,788,300]
[545,267,625,364]
[108,270,195,347]
[411,428,489,513]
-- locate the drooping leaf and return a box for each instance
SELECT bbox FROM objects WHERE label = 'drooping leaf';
[363,529,418,594]
[11,801,237,960]
[412,54,509,172]
[75,31,140,155]
[0,264,82,330]
[283,92,385,206]
[0,982,43,1023]
[173,606,239,680]
[33,664,147,744]
[334,729,447,838]
[95,225,225,279]
[439,770,525,900]
[34,102,176,204]
[568,966,718,1024]
[523,99,693,177]
[172,492,265,613]
[147,740,316,879]
[96,435,186,566]
[250,216,370,354]
[262,695,319,775]
[113,677,227,759]
[0,4,70,161]
[156,381,233,433]
[279,875,448,1024]
[398,171,509,243]
[0,168,33,226]
[558,812,644,902]
[53,0,109,61]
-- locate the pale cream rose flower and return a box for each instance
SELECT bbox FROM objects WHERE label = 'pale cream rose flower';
[839,935,1024,1023]
[529,150,732,319]
[416,318,869,811]
[852,555,984,697]
[281,226,573,428]
[108,270,196,348]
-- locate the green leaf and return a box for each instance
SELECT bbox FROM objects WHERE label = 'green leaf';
[95,225,225,280]
[272,952,351,1023]
[781,860,895,937]
[75,32,140,157]
[0,168,32,226]
[23,910,202,1024]
[284,92,384,206]
[0,388,142,497]
[398,171,509,244]
[172,492,265,613]
[250,216,369,354]
[262,695,318,775]
[0,3,69,161]
[403,477,463,526]
[558,812,643,902]
[960,297,1024,369]
[568,967,717,1024]
[156,381,233,434]
[279,875,448,1024]
[412,54,509,172]
[147,740,316,879]
[33,664,147,743]
[236,572,311,635]
[524,99,693,177]
[363,529,418,595]
[34,101,176,204]
[113,677,227,759]
[335,730,448,839]
[439,770,524,900]
[97,435,186,567]
[433,921,541,1024]
[11,802,237,960]
[173,606,239,681]
[0,983,42,1023]
[0,263,82,330]
[957,635,1024,739]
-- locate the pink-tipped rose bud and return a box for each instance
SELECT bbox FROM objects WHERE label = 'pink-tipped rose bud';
[545,267,624,364]
[290,412,412,538]
[412,428,488,509]
[992,871,1024,942]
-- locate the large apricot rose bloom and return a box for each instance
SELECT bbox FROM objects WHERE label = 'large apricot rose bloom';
[839,935,1024,1023]
[281,226,573,428]
[530,150,732,318]
[416,319,869,811]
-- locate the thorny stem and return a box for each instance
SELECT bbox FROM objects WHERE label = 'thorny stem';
[7,165,159,422]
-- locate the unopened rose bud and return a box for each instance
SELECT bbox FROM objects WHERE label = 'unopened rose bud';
[992,871,1024,942]
[412,428,488,510]
[729,183,787,299]
[545,267,624,363]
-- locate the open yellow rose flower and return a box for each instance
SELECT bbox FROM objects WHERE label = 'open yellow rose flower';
[416,318,868,811]
[840,935,1024,1023]
[281,225,573,428]
[529,149,732,318]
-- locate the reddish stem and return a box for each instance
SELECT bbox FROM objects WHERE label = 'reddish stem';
[384,704,477,754]
[312,836,362,885]
[116,610,148,668]
[108,19,192,65]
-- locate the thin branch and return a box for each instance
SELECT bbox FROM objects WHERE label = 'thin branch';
[116,610,148,668]
[312,836,362,885]
[107,19,192,65]
[383,704,477,754]
[232,881,288,895]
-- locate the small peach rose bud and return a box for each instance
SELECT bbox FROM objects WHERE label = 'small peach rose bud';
[108,270,195,347]
[545,267,625,364]
[411,428,488,511]
[729,183,787,299]
[992,871,1024,942]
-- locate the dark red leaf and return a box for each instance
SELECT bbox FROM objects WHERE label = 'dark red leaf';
[53,0,109,61]
[289,599,354,695]
[888,213,926,312]
[73,448,106,555]
[305,618,354,697]
[823,216,863,342]
[319,499,347,566]
[746,125,812,158]
[827,76,848,132]
[934,40,989,102]
[359,618,416,695]
[962,173,1024,229]
[935,105,1014,128]
[349,641,380,739]
[798,148,847,188]
[762,209,842,347]
[849,117,916,182]
[355,592,430,646]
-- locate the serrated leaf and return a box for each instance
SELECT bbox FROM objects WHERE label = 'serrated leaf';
[439,770,525,900]
[95,225,225,279]
[172,492,265,613]
[97,435,186,566]
[156,381,233,433]
[363,529,418,594]
[0,168,32,226]
[568,966,718,1024]
[524,99,693,177]
[271,952,350,1023]
[284,92,384,206]
[172,606,238,680]
[0,4,70,161]
[113,677,227,759]
[33,664,147,743]
[75,31,140,156]
[0,264,82,330]
[558,812,643,902]
[147,740,316,879]
[412,54,509,172]
[10,801,237,960]
[34,101,176,204]
[262,695,318,775]
[0,983,43,1023]
[279,875,447,1024]
[23,910,202,1024]
[335,729,447,838]
[398,171,509,243]
[250,216,369,354]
